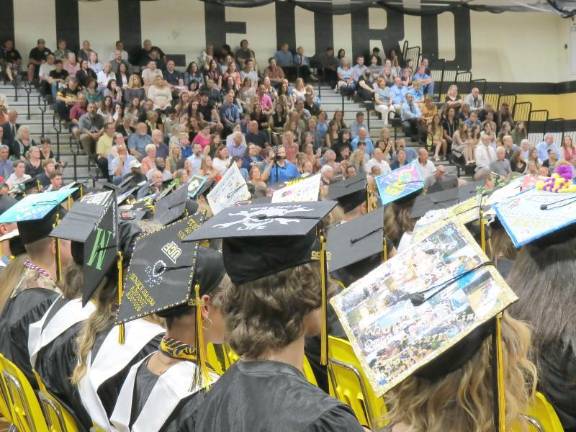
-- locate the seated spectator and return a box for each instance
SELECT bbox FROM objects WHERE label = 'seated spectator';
[264,58,285,87]
[262,146,299,185]
[510,149,527,174]
[68,93,87,129]
[536,133,561,163]
[235,39,255,69]
[245,120,269,149]
[316,47,338,88]
[293,46,312,82]
[351,56,367,83]
[562,135,575,163]
[127,122,153,159]
[184,62,204,89]
[367,54,382,76]
[150,129,168,159]
[84,78,103,105]
[6,160,30,189]
[36,159,57,188]
[96,122,116,178]
[242,143,265,172]
[96,62,115,89]
[141,60,163,88]
[444,84,463,112]
[428,114,447,161]
[542,149,559,173]
[420,97,438,127]
[373,78,392,126]
[351,128,374,156]
[78,102,105,157]
[1,39,21,83]
[389,76,407,109]
[109,48,129,76]
[412,148,436,180]
[303,92,320,117]
[27,38,52,82]
[140,144,158,175]
[75,59,97,88]
[25,146,43,178]
[474,133,497,180]
[147,77,172,112]
[464,110,482,129]
[401,94,423,141]
[38,54,56,95]
[490,146,512,178]
[356,70,375,102]
[0,145,13,179]
[55,77,81,120]
[395,138,417,163]
[407,81,424,103]
[425,165,458,193]
[47,60,69,101]
[240,59,259,89]
[464,87,483,112]
[451,123,469,165]
[501,134,519,159]
[13,125,37,160]
[166,143,183,173]
[88,51,103,74]
[138,169,165,198]
[365,148,391,176]
[213,145,231,176]
[164,59,184,89]
[275,43,295,80]
[412,63,434,97]
[349,112,368,139]
[123,74,146,106]
[336,58,355,94]
[511,121,527,145]
[78,40,93,62]
[186,143,204,176]
[442,106,458,151]
[110,141,137,183]
[220,91,241,135]
[152,158,172,182]
[63,51,80,76]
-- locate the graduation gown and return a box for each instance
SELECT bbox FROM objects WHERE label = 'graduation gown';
[111,353,216,432]
[77,319,165,430]
[0,287,59,387]
[28,296,96,429]
[194,360,364,432]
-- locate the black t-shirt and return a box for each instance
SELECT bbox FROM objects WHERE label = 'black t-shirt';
[49,69,69,81]
[197,102,213,121]
[3,48,21,63]
[29,47,52,62]
[245,131,268,149]
[164,69,182,86]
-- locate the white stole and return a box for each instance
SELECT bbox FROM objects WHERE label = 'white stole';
[110,354,205,432]
[27,297,96,369]
[78,320,165,430]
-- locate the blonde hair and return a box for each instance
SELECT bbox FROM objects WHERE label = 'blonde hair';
[386,313,537,432]
[0,254,28,309]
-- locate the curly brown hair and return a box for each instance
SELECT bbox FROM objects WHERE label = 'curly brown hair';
[222,263,322,359]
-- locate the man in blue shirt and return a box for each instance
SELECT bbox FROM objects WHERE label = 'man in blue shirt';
[262,146,299,185]
[536,133,560,163]
[0,145,13,179]
[127,122,152,159]
[401,94,423,142]
[274,43,294,67]
[413,64,434,97]
[350,127,374,156]
[389,76,407,109]
[350,112,368,139]
[219,91,240,135]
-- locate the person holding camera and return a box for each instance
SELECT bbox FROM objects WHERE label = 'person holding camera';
[261,146,299,185]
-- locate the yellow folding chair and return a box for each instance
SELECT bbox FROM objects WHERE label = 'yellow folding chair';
[0,354,13,425]
[327,336,388,430]
[0,354,49,432]
[512,392,565,432]
[302,356,318,386]
[33,371,81,432]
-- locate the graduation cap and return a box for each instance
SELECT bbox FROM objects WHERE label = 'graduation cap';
[328,174,367,213]
[330,219,517,431]
[50,190,119,304]
[327,208,390,285]
[375,164,425,207]
[0,188,76,245]
[186,200,337,365]
[117,214,223,388]
[411,182,482,219]
[154,184,189,226]
[495,188,576,248]
[187,175,209,199]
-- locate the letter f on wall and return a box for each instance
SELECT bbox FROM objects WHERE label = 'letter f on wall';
[87,228,113,271]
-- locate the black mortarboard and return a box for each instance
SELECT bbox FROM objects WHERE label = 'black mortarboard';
[185,201,337,285]
[328,174,367,213]
[411,182,481,219]
[0,189,76,244]
[51,190,119,304]
[116,215,223,323]
[327,207,387,275]
[154,184,189,226]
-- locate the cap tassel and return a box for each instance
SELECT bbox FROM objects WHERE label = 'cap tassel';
[195,283,210,389]
[117,251,125,344]
[492,314,506,432]
[319,233,328,366]
[383,236,388,262]
[54,213,62,282]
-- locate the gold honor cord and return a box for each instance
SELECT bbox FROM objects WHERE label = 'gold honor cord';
[319,233,328,366]
[159,336,196,361]
[117,252,125,344]
[194,283,210,389]
[496,314,506,432]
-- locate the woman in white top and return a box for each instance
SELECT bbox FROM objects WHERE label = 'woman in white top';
[292,78,307,102]
[6,160,31,189]
[147,77,173,111]
[97,62,115,89]
[212,145,231,176]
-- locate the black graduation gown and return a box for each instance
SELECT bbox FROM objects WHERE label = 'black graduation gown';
[0,288,59,387]
[194,361,364,432]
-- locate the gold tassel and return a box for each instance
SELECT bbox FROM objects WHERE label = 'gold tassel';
[319,233,328,366]
[383,236,388,262]
[195,283,210,388]
[480,217,487,254]
[117,251,125,344]
[496,313,506,431]
[54,213,62,282]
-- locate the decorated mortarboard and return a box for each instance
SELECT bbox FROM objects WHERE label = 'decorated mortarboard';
[0,188,76,244]
[50,190,119,304]
[327,207,388,275]
[155,180,177,201]
[117,182,146,205]
[494,188,576,248]
[272,174,322,204]
[375,164,424,207]
[330,218,517,427]
[207,163,251,215]
[186,200,337,367]
[328,173,367,213]
[411,182,482,219]
[116,214,219,324]
[154,184,189,226]
[187,175,209,199]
